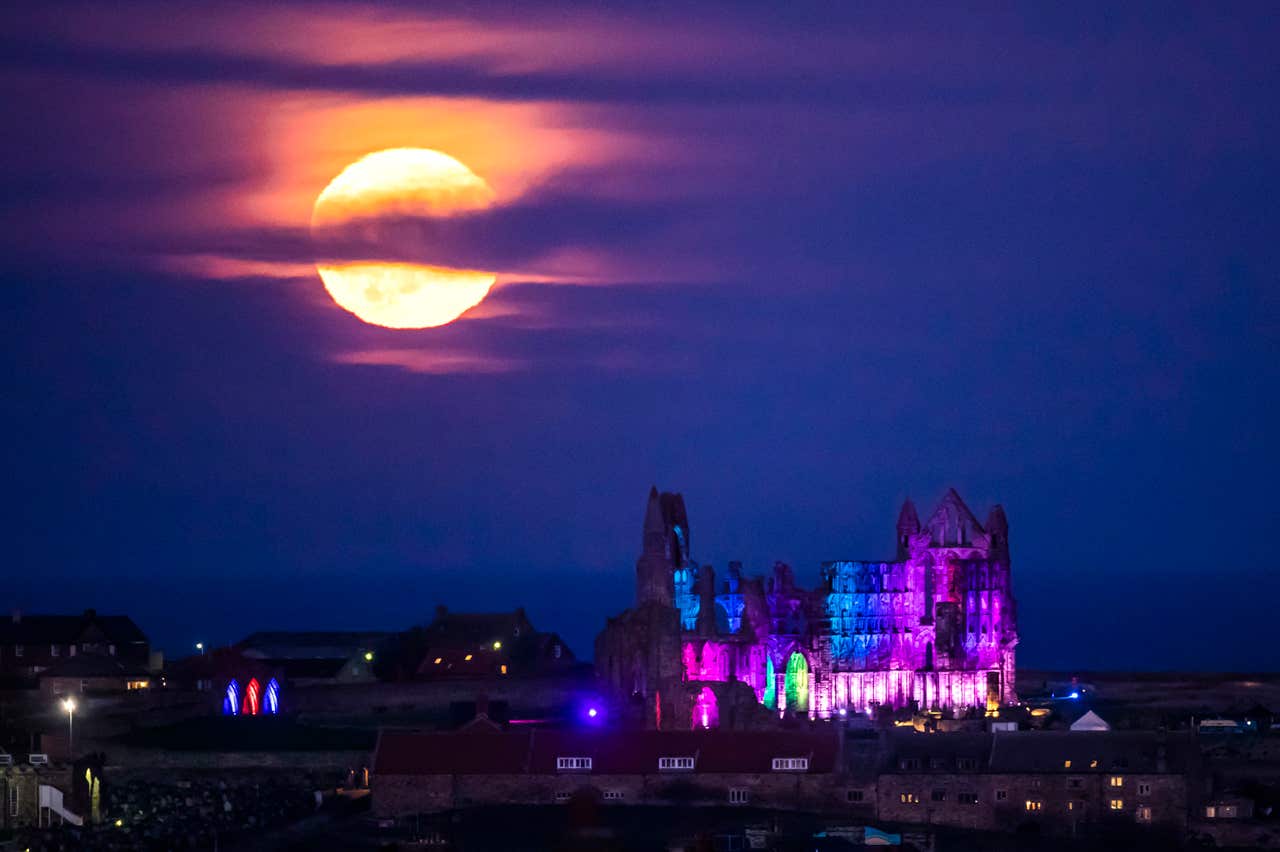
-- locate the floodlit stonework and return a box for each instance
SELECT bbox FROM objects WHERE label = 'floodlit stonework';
[596,488,1018,728]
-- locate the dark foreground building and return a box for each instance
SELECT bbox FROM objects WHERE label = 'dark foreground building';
[371,727,1196,836]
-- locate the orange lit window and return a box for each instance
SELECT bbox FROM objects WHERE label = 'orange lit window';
[464,654,473,661]
[1110,799,1124,811]
[500,665,508,675]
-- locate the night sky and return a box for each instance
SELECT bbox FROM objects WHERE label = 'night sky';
[4,2,1277,671]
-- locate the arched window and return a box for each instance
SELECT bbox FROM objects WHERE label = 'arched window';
[692,686,719,729]
[242,678,261,716]
[784,653,810,714]
[223,679,240,716]
[264,678,281,715]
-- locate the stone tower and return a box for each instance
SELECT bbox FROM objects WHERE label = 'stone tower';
[635,486,690,608]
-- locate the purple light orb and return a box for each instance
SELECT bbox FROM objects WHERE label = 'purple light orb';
[588,707,598,718]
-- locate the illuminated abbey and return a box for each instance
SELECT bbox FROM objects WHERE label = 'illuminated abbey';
[595,487,1018,729]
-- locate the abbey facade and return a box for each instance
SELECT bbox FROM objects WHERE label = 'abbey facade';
[595,488,1018,730]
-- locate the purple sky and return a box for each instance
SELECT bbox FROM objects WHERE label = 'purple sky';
[3,1,1278,669]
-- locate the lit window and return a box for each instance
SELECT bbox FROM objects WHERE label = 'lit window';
[434,657,442,665]
[899,792,920,805]
[464,654,473,661]
[1137,782,1151,796]
[1089,759,1099,768]
[1110,799,1124,811]
[959,793,978,804]
[729,788,749,804]
[771,758,809,771]
[1136,805,1152,823]
[1109,775,1124,787]
[847,790,864,803]
[659,757,695,771]
[1025,800,1043,812]
[995,790,1008,801]
[556,757,592,771]
[1068,800,1085,812]
[1205,806,1217,818]
[500,664,508,675]
[1063,760,1071,768]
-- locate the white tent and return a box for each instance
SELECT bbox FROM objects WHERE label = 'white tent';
[1069,710,1112,731]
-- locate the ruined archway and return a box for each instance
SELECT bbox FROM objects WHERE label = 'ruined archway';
[784,652,809,714]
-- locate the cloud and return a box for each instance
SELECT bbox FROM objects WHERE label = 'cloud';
[331,347,519,374]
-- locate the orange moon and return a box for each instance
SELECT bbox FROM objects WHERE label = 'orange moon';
[310,148,497,329]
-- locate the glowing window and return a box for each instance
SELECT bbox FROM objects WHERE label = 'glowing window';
[464,654,473,661]
[264,678,281,715]
[500,664,508,675]
[784,653,809,713]
[899,792,920,805]
[222,679,240,716]
[771,758,809,771]
[1110,799,1124,811]
[242,678,261,716]
[729,788,749,804]
[556,757,592,771]
[1109,775,1124,787]
[1090,759,1099,768]
[1025,800,1043,812]
[434,657,442,665]
[1063,760,1072,768]
[659,757,695,771]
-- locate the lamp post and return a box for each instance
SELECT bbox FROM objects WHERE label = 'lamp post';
[62,697,75,758]
[196,642,205,656]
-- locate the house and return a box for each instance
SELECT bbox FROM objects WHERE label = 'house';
[38,655,151,697]
[237,631,389,685]
[413,607,576,679]
[0,610,152,679]
[372,727,840,815]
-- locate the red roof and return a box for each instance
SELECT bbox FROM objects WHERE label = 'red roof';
[374,729,836,776]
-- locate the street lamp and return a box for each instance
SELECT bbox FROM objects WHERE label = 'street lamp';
[196,642,204,655]
[62,697,76,758]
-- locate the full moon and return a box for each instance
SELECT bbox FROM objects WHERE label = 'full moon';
[311,148,497,329]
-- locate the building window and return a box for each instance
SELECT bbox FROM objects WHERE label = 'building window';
[51,645,60,657]
[658,757,695,771]
[931,790,946,802]
[603,790,623,801]
[899,793,920,805]
[1205,806,1216,818]
[1067,777,1083,789]
[1136,805,1152,823]
[13,645,21,658]
[1030,777,1041,789]
[771,758,808,771]
[1063,759,1071,768]
[847,790,864,803]
[1220,805,1237,818]
[956,758,978,770]
[1109,799,1124,811]
[1109,775,1124,788]
[8,784,17,816]
[1068,800,1085,813]
[1137,782,1151,796]
[556,757,592,771]
[553,644,562,659]
[108,645,116,655]
[929,757,946,769]
[126,680,149,690]
[554,791,571,803]
[729,788,749,805]
[1089,759,1099,768]
[1025,800,1043,812]
[995,790,1008,801]
[69,646,76,657]
[958,793,979,804]
[899,758,921,770]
